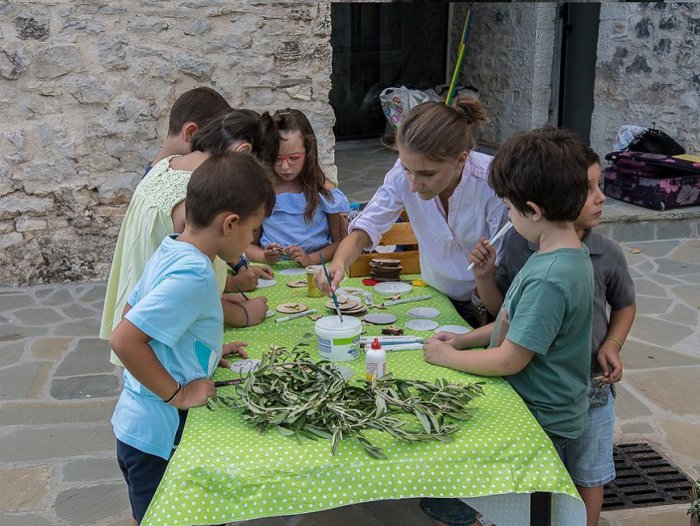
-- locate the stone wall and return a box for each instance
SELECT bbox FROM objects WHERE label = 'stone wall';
[0,1,333,286]
[450,3,698,160]
[450,3,558,146]
[590,2,699,157]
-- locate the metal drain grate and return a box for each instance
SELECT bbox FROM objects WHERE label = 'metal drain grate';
[603,443,694,510]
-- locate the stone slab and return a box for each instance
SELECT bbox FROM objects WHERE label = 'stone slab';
[658,419,700,465]
[0,514,52,526]
[632,278,667,298]
[634,296,673,316]
[0,362,45,400]
[614,383,653,420]
[43,287,74,306]
[29,336,72,360]
[622,339,700,371]
[54,339,114,376]
[55,483,129,526]
[669,239,700,261]
[62,457,122,483]
[620,422,655,434]
[672,284,700,309]
[78,282,107,303]
[660,303,699,326]
[0,424,115,462]
[12,307,65,326]
[625,366,700,417]
[60,303,98,320]
[50,374,120,399]
[0,324,41,343]
[0,341,24,367]
[602,504,690,525]
[53,320,100,337]
[0,466,50,512]
[628,316,693,348]
[0,294,34,311]
[622,239,681,257]
[0,400,115,426]
[656,258,700,276]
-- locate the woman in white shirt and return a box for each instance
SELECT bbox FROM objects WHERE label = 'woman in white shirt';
[317,96,509,326]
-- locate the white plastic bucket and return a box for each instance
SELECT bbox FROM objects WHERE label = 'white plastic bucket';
[314,316,361,362]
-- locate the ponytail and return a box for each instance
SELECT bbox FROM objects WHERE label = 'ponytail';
[396,96,488,161]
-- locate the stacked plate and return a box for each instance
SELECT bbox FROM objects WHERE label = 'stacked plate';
[325,297,368,316]
[369,258,402,281]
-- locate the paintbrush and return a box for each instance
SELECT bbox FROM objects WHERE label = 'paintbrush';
[232,284,249,301]
[466,221,513,272]
[319,253,343,324]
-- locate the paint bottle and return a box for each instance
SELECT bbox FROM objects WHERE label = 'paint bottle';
[365,338,387,381]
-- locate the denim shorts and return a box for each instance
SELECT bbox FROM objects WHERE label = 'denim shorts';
[562,385,616,487]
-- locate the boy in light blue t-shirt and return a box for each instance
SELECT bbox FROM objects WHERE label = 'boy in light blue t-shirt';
[110,153,275,524]
[420,127,594,526]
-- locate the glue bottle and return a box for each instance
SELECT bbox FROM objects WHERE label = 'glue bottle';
[365,338,387,381]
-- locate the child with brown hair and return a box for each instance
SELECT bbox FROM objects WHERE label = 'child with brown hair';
[110,153,275,525]
[146,86,231,173]
[420,127,595,526]
[100,110,279,364]
[246,108,350,267]
[467,137,636,526]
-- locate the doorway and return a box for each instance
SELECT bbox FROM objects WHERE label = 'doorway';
[330,2,449,141]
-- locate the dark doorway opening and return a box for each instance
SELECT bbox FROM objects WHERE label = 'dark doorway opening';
[330,2,449,141]
[558,2,600,144]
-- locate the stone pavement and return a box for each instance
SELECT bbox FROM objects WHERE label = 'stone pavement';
[1,140,699,525]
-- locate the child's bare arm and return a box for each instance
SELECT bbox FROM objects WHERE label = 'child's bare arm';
[596,302,636,384]
[423,337,534,377]
[109,319,214,408]
[171,201,186,234]
[468,239,504,316]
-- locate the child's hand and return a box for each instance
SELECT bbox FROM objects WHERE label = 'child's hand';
[263,243,285,264]
[230,266,270,292]
[253,265,274,279]
[468,238,498,278]
[243,297,268,325]
[285,245,312,267]
[596,343,623,384]
[173,378,215,409]
[423,338,457,368]
[223,341,249,359]
[431,331,463,347]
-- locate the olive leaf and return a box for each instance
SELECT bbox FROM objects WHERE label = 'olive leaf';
[208,341,485,459]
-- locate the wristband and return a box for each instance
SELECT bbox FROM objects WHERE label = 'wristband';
[606,336,623,349]
[230,254,249,274]
[163,381,181,404]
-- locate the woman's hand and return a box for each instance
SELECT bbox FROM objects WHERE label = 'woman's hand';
[468,237,498,278]
[314,261,343,295]
[286,245,313,267]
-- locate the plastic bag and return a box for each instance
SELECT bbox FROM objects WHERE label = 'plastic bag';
[379,86,431,130]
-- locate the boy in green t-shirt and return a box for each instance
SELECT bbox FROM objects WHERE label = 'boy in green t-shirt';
[420,127,594,526]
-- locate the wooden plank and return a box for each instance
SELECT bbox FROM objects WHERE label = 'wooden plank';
[378,222,417,246]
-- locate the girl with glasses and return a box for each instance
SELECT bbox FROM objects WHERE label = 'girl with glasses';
[246,108,351,267]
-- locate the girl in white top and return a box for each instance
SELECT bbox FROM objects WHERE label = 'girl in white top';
[317,96,508,323]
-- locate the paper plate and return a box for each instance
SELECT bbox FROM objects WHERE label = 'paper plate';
[407,307,441,319]
[405,319,439,331]
[229,359,261,373]
[363,313,397,325]
[278,268,305,275]
[435,324,471,334]
[256,278,277,288]
[374,281,412,297]
[265,309,275,318]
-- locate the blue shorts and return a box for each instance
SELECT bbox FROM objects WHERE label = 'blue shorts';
[562,385,616,487]
[116,409,187,523]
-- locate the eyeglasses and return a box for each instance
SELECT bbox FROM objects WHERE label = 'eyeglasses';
[274,152,305,166]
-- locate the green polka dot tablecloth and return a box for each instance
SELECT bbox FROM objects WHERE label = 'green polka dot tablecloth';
[142,264,585,526]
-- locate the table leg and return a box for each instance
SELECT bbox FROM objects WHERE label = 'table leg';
[529,492,551,526]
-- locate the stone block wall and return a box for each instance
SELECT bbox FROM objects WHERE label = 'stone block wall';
[590,2,699,157]
[0,1,333,286]
[450,3,558,146]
